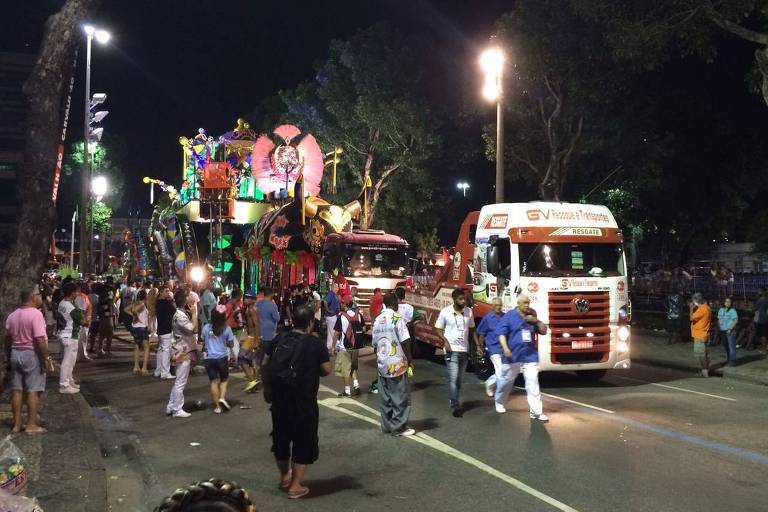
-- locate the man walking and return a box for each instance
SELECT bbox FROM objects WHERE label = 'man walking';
[718,297,739,366]
[495,295,549,421]
[434,288,475,417]
[57,281,83,394]
[373,293,415,436]
[690,293,712,378]
[474,297,504,397]
[332,300,363,397]
[262,305,331,499]
[4,286,54,433]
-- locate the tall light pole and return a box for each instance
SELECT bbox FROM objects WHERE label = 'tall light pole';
[481,46,505,204]
[79,25,110,274]
[457,181,470,197]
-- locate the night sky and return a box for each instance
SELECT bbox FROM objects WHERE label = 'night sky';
[6,0,510,225]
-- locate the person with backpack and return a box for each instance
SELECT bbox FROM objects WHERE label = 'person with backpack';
[202,306,235,414]
[373,293,415,437]
[262,305,331,500]
[332,300,364,397]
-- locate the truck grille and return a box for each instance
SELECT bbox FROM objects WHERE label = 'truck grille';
[548,291,610,364]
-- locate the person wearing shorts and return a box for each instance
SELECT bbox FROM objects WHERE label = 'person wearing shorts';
[4,286,54,433]
[131,290,151,375]
[202,307,235,414]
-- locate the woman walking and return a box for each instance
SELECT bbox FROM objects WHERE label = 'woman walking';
[202,306,235,414]
[166,290,201,418]
[131,290,151,375]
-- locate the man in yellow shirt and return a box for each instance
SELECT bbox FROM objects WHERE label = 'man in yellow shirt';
[689,293,711,378]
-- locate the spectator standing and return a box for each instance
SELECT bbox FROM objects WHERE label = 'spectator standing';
[262,306,331,499]
[74,282,93,361]
[154,286,175,379]
[202,307,234,414]
[4,286,54,433]
[369,288,384,322]
[718,297,739,366]
[95,287,114,356]
[434,288,475,418]
[57,281,83,394]
[323,283,341,352]
[690,293,712,378]
[240,290,261,392]
[747,287,768,353]
[257,289,280,354]
[200,284,217,328]
[130,290,151,376]
[225,289,245,364]
[166,290,201,418]
[146,282,159,339]
[373,293,415,436]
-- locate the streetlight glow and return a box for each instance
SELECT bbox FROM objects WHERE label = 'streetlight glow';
[190,265,206,284]
[482,76,500,101]
[457,181,470,197]
[91,175,108,199]
[480,47,504,74]
[83,25,95,36]
[94,29,111,44]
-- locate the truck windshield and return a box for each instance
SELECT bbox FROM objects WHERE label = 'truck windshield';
[344,245,408,278]
[518,243,625,277]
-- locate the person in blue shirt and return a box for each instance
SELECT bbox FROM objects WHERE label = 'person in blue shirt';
[717,297,739,366]
[474,298,504,398]
[256,288,281,355]
[324,283,341,352]
[202,307,235,414]
[495,295,549,422]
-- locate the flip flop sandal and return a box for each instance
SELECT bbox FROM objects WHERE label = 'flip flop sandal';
[26,427,47,435]
[287,487,309,499]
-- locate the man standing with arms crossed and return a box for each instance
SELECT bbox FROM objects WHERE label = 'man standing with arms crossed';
[434,288,475,418]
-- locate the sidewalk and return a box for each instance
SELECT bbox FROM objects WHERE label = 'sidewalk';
[631,327,768,386]
[0,341,106,511]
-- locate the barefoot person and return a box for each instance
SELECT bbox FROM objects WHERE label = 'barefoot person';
[4,286,55,433]
[262,305,330,499]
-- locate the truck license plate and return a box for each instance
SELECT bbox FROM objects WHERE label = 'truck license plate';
[571,341,593,350]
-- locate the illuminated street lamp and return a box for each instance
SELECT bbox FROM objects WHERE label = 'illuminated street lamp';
[457,181,470,197]
[79,24,111,273]
[480,46,505,203]
[91,175,108,201]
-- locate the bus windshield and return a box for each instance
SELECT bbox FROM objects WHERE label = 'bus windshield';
[518,243,625,277]
[344,245,408,278]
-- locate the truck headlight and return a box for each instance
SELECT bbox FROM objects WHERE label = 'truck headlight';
[619,306,628,321]
[618,325,630,342]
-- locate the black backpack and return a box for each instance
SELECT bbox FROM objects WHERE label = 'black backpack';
[269,331,306,388]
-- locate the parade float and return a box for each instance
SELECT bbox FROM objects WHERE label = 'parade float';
[149,120,409,316]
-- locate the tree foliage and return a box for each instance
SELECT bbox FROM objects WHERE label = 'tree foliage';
[280,23,442,241]
[87,201,112,233]
[62,133,127,210]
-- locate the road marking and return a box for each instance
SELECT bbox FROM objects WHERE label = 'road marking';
[515,387,616,414]
[318,393,580,512]
[611,375,737,402]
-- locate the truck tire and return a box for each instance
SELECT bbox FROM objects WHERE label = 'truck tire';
[578,369,608,382]
[413,340,437,359]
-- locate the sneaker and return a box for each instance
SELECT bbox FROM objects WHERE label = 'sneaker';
[160,374,175,380]
[59,386,79,394]
[529,412,549,422]
[218,399,231,411]
[495,403,507,414]
[451,407,464,418]
[394,427,416,437]
[370,388,379,395]
[243,380,260,392]
[351,387,361,397]
[338,392,351,398]
[172,410,191,418]
[68,381,80,390]
[213,406,222,414]
[485,384,495,398]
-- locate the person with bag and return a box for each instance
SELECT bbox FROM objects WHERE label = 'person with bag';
[166,290,202,418]
[57,281,84,394]
[332,301,364,397]
[202,306,235,414]
[262,305,330,499]
[130,290,151,376]
[373,293,415,436]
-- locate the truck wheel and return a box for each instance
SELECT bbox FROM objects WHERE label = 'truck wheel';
[413,340,437,359]
[578,369,608,382]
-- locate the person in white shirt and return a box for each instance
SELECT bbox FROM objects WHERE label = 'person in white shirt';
[373,293,415,436]
[166,290,202,418]
[332,301,363,397]
[57,281,84,394]
[434,288,475,417]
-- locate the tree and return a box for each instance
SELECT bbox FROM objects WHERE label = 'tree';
[61,133,127,210]
[281,23,442,234]
[0,0,102,365]
[87,201,112,233]
[482,0,623,201]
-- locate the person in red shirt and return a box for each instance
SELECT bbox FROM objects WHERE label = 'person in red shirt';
[225,289,245,364]
[369,288,384,321]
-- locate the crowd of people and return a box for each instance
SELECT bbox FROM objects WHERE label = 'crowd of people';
[4,272,550,502]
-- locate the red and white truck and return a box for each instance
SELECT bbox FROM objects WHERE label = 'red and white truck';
[406,202,631,380]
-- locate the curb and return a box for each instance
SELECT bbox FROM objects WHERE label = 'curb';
[632,357,768,387]
[72,391,108,512]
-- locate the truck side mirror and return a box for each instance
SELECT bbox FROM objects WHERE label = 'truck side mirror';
[486,235,499,275]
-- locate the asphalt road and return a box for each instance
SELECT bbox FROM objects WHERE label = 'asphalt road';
[73,333,768,512]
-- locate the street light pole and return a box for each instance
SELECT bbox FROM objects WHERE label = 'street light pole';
[79,30,93,273]
[481,46,505,204]
[495,79,504,204]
